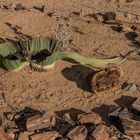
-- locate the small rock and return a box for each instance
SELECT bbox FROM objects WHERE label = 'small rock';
[92,125,110,140]
[118,108,132,119]
[121,118,140,136]
[33,5,45,13]
[9,4,16,10]
[135,35,140,45]
[41,6,45,13]
[47,12,55,17]
[111,25,123,33]
[122,82,138,92]
[134,135,140,140]
[126,0,133,2]
[131,25,137,32]
[18,132,33,140]
[4,131,15,140]
[110,135,118,140]
[2,5,10,10]
[64,104,68,109]
[31,131,60,140]
[78,112,102,124]
[0,5,3,10]
[50,116,56,127]
[4,112,15,121]
[132,97,140,112]
[0,127,7,140]
[93,12,116,23]
[63,113,75,126]
[67,125,88,140]
[15,3,27,11]
[95,14,105,23]
[129,84,138,92]
[59,124,72,136]
[105,12,116,20]
[108,107,121,117]
[72,11,80,16]
[80,8,93,17]
[26,113,56,131]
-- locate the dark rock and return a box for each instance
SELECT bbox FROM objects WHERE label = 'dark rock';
[15,3,27,11]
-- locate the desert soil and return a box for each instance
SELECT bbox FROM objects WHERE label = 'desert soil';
[0,0,140,117]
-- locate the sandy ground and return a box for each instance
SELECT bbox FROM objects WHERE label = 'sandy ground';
[0,0,140,117]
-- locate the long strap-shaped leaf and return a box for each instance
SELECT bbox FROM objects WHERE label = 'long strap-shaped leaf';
[26,37,62,52]
[0,42,18,57]
[38,43,140,70]
[39,51,125,69]
[2,59,23,71]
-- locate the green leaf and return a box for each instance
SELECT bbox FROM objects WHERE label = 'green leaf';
[39,51,124,69]
[2,59,23,71]
[39,51,61,66]
[26,37,62,53]
[0,42,17,57]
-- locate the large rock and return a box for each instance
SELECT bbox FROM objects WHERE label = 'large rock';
[92,125,110,140]
[67,125,88,140]
[26,113,56,131]
[78,112,102,124]
[31,131,60,140]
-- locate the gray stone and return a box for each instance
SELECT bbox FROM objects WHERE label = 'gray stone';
[122,82,138,92]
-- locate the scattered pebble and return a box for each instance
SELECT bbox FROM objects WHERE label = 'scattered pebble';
[15,3,27,11]
[72,11,80,16]
[122,82,138,92]
[0,3,27,11]
[92,12,116,23]
[33,5,45,13]
[64,104,68,109]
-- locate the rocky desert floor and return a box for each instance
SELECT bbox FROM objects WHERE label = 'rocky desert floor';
[0,0,140,140]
